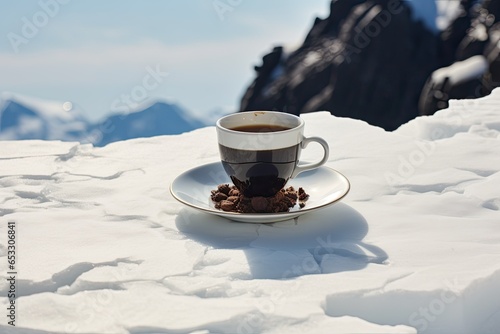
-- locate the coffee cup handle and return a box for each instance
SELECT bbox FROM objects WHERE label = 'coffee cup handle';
[291,137,329,178]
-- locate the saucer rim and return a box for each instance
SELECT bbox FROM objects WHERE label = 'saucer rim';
[170,162,350,221]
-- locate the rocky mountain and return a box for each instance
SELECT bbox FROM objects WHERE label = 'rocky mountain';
[420,0,500,115]
[240,0,500,130]
[0,93,207,146]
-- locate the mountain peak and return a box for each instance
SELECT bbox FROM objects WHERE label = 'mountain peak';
[0,92,82,122]
[0,92,211,146]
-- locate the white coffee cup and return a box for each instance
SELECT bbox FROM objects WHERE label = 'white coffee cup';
[216,111,329,197]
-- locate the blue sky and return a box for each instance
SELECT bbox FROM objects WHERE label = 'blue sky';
[0,0,330,120]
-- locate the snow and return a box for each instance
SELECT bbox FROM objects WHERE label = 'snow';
[430,55,489,86]
[1,89,500,333]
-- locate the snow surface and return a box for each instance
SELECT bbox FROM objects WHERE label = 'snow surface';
[1,89,500,333]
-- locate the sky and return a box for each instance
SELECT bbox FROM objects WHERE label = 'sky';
[0,0,330,121]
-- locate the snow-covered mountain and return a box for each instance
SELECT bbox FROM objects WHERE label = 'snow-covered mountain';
[0,92,88,141]
[88,101,207,146]
[0,93,210,146]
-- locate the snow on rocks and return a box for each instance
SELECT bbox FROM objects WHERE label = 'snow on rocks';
[1,90,500,333]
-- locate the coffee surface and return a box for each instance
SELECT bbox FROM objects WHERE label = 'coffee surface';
[230,124,291,133]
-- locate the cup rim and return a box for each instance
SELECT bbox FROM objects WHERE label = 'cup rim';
[216,111,304,135]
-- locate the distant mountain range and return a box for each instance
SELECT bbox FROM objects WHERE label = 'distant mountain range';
[0,93,217,146]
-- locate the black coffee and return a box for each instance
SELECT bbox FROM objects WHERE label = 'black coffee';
[219,144,299,197]
[230,124,291,133]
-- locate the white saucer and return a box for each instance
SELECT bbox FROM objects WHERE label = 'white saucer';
[170,162,350,223]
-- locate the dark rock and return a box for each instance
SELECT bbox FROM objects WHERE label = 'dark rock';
[419,56,489,116]
[240,0,440,131]
[455,0,500,61]
[484,22,500,85]
[439,1,476,66]
[420,0,500,115]
[241,0,500,124]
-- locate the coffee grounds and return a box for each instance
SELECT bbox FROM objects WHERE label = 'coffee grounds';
[210,184,309,213]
